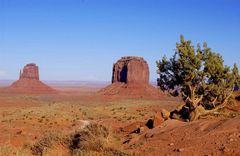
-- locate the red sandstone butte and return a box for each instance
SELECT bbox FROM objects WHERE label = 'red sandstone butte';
[112,56,149,84]
[6,63,56,94]
[99,56,164,98]
[19,63,39,80]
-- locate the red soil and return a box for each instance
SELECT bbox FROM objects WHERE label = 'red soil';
[5,79,57,94]
[98,82,165,99]
[0,86,239,155]
[128,118,240,156]
[0,96,40,107]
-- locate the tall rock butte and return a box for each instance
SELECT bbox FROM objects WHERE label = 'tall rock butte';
[112,56,149,84]
[99,56,164,98]
[7,63,56,94]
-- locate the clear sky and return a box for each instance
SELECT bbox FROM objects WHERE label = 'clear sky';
[0,0,240,81]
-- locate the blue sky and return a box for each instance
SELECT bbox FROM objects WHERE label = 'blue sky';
[0,0,240,81]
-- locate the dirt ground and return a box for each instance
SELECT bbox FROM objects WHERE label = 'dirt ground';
[0,85,240,156]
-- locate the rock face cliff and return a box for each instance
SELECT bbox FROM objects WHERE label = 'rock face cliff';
[112,56,149,84]
[7,63,56,94]
[19,63,39,80]
[99,56,164,99]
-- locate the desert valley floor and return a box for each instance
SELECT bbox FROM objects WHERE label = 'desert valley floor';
[0,83,240,156]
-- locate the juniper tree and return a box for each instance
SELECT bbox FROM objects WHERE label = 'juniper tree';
[157,35,240,121]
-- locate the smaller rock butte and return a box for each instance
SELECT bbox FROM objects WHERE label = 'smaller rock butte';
[99,56,164,98]
[19,63,39,80]
[6,63,56,94]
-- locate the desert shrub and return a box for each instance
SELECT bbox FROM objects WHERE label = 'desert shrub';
[30,123,129,156]
[157,35,240,121]
[30,131,66,156]
[69,123,109,151]
[69,123,129,156]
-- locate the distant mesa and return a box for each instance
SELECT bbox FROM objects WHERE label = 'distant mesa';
[99,56,164,98]
[5,63,56,94]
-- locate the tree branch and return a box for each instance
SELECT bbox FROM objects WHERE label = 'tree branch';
[211,97,218,108]
[202,90,233,114]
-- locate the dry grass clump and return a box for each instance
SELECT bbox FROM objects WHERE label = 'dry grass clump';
[69,123,129,156]
[30,131,67,156]
[30,123,129,156]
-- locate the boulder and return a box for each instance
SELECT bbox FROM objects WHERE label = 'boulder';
[145,112,164,129]
[153,112,165,127]
[145,110,169,129]
[120,121,146,134]
[160,109,170,120]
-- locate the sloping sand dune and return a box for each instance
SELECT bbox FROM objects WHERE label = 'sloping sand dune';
[130,118,240,156]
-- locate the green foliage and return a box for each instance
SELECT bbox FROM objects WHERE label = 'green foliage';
[157,35,240,120]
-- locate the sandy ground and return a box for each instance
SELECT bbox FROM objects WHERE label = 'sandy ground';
[0,85,239,156]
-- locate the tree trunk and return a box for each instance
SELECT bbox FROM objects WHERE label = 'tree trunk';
[172,90,233,121]
[189,109,200,121]
[189,105,206,121]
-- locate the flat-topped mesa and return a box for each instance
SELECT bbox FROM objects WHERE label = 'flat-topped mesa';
[19,63,39,80]
[112,56,149,84]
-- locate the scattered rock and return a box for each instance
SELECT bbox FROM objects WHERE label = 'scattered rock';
[160,109,170,120]
[145,111,167,129]
[146,119,154,129]
[219,144,226,152]
[131,128,141,134]
[140,126,145,132]
[120,121,145,133]
[153,112,165,127]
[175,148,184,152]
[16,130,22,135]
[144,132,154,139]
[224,147,230,152]
[123,140,130,144]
